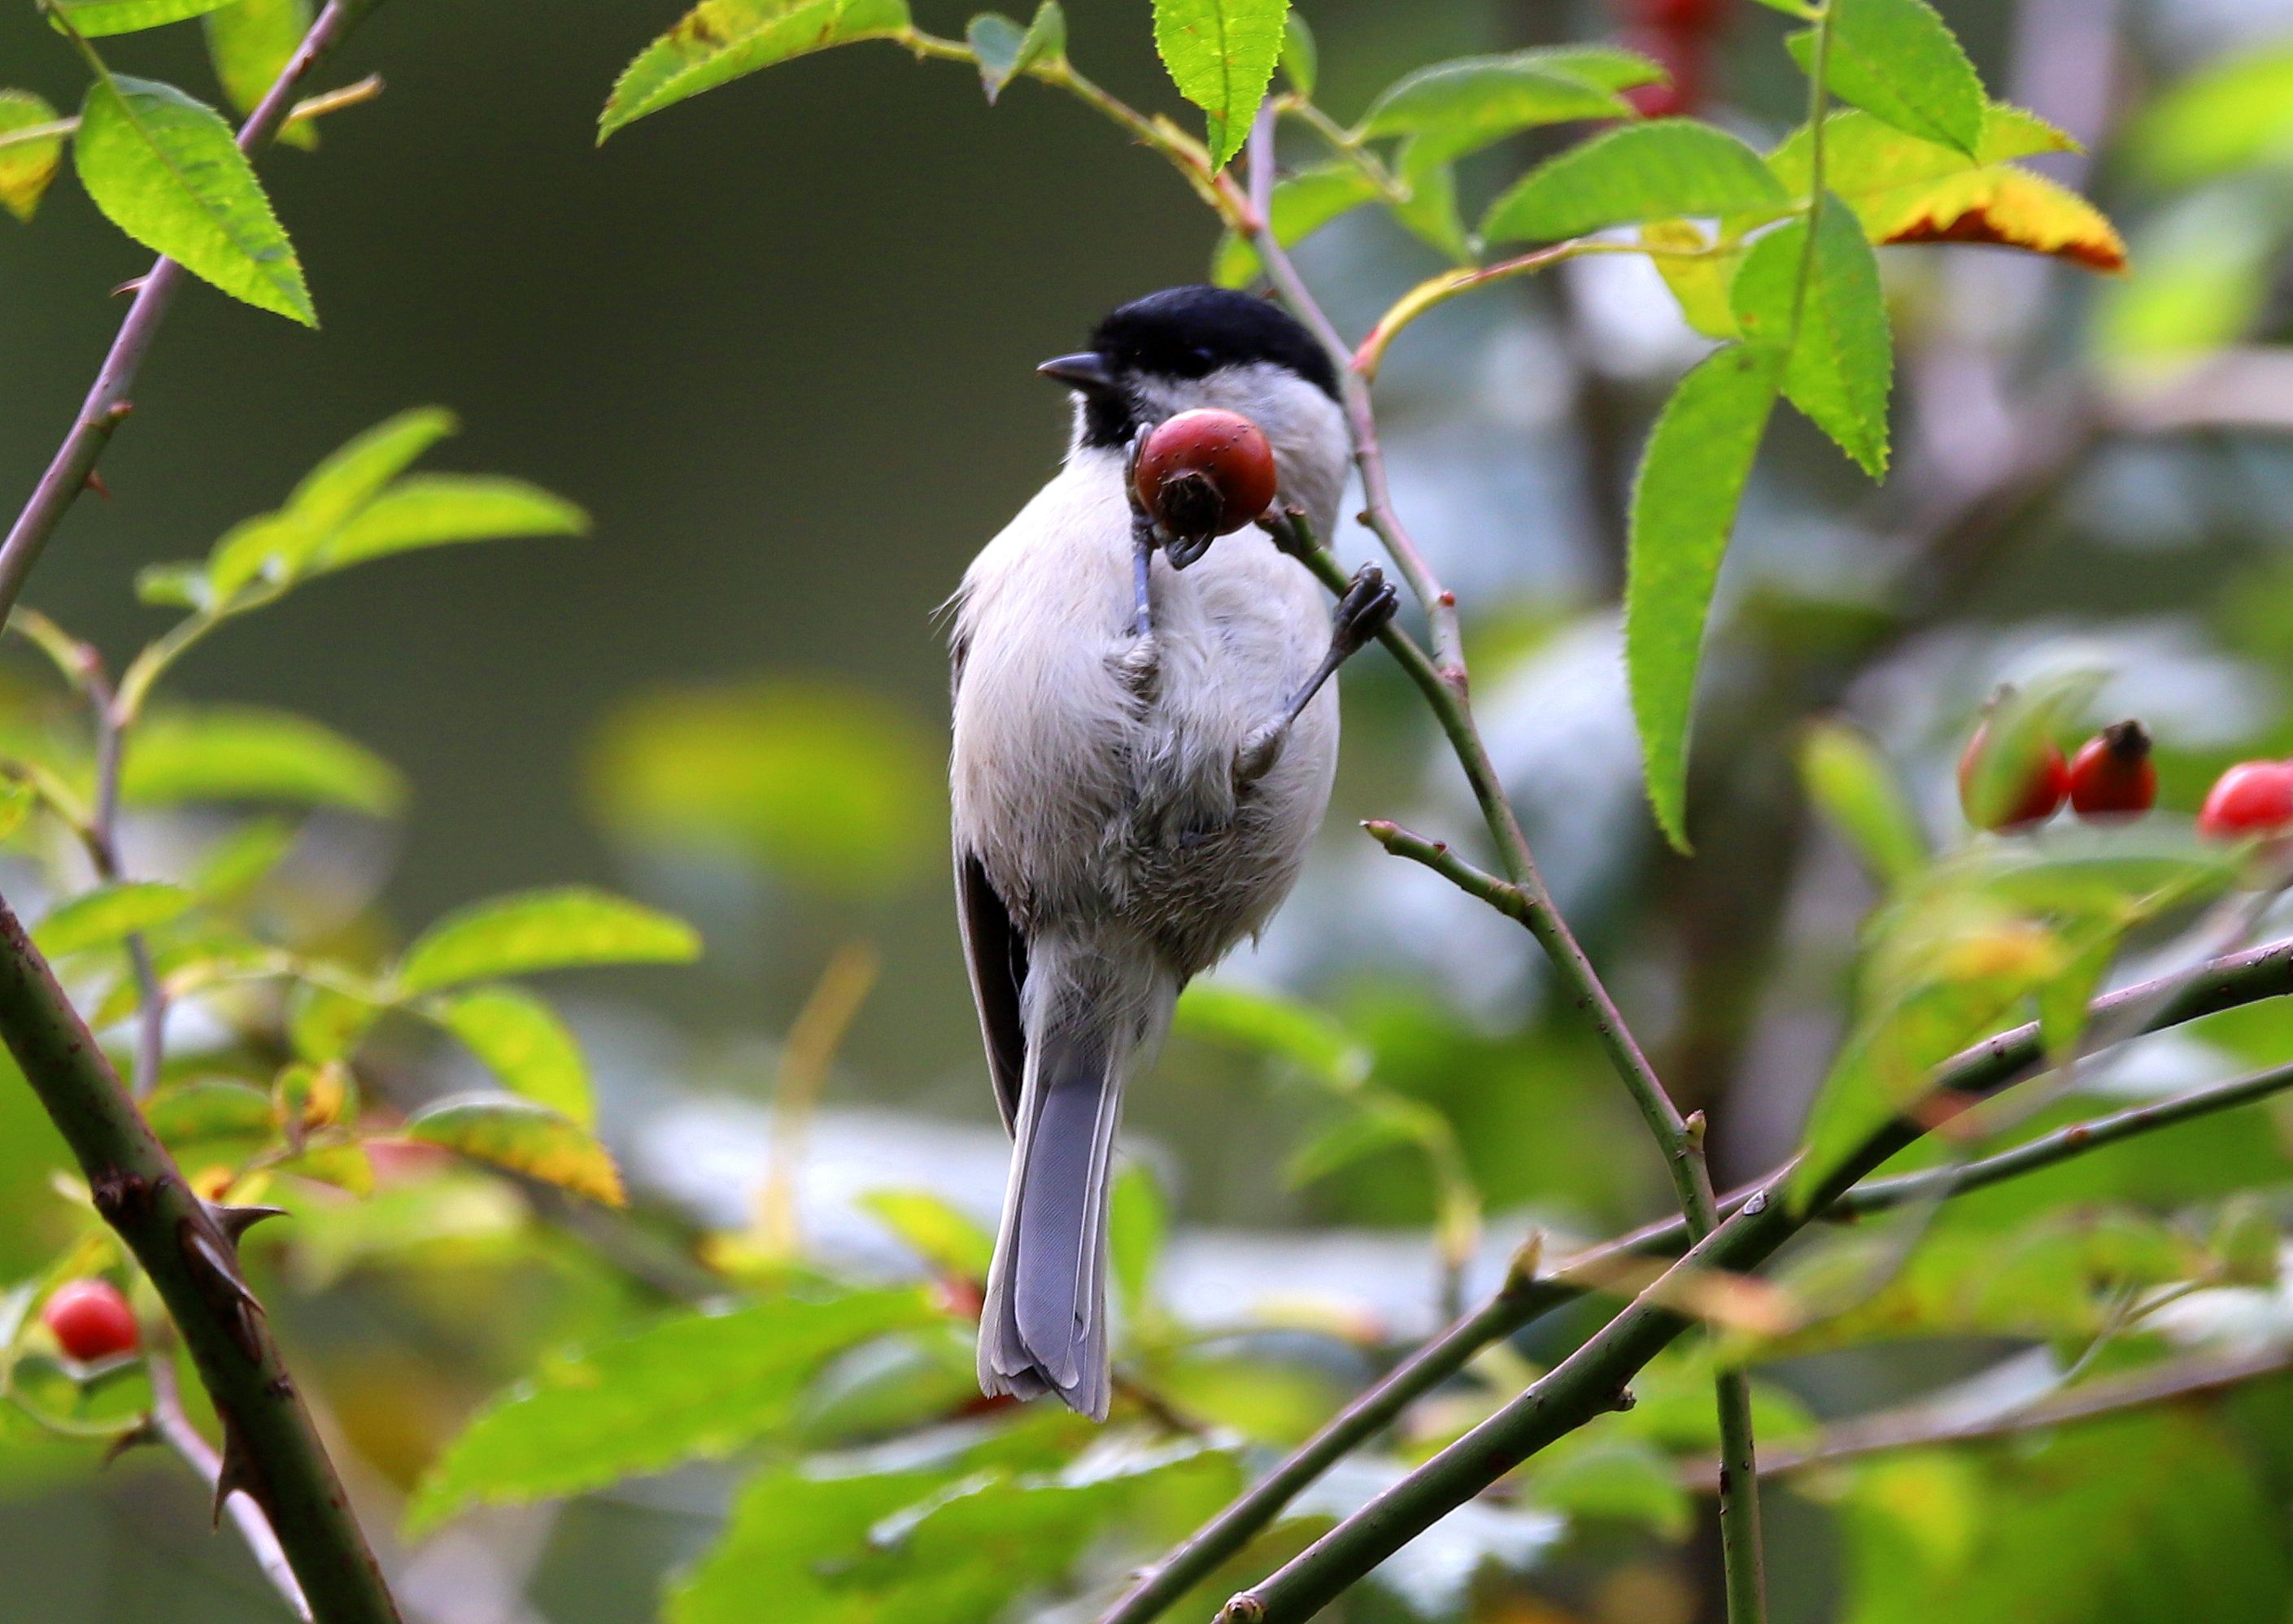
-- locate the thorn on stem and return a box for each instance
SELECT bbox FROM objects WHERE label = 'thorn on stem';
[111,276,149,299]
[84,470,111,502]
[102,1417,158,1468]
[205,1201,289,1248]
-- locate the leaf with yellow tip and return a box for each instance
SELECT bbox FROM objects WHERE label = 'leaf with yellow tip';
[405,1093,626,1205]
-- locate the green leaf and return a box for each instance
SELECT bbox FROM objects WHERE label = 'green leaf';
[407,1288,939,1533]
[34,881,194,957]
[1729,199,1893,477]
[1789,0,1985,155]
[73,75,312,324]
[2130,44,2293,188]
[1284,1095,1437,1187]
[599,0,913,142]
[1841,1415,2286,1624]
[1172,980,1369,1091]
[121,706,404,816]
[403,1093,624,1205]
[133,562,211,610]
[1483,120,1789,245]
[1528,1435,1693,1539]
[1109,1161,1166,1320]
[1356,50,1644,169]
[397,886,701,994]
[309,476,588,573]
[1277,10,1314,98]
[207,407,457,593]
[859,1189,995,1280]
[50,0,238,35]
[1153,0,1291,171]
[1211,162,1379,287]
[286,978,381,1065]
[0,92,66,223]
[586,679,937,895]
[1798,720,1927,886]
[422,986,593,1126]
[966,2,1063,105]
[142,1076,274,1148]
[203,0,312,145]
[1625,345,1781,851]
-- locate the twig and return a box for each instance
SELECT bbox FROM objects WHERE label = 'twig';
[1242,107,1463,688]
[0,73,383,155]
[1837,1056,2293,1219]
[1682,1346,2293,1490]
[0,895,399,1622]
[150,1345,313,1621]
[0,0,383,628]
[76,649,168,1099]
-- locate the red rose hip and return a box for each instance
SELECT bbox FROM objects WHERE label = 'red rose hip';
[1958,722,2069,832]
[1134,408,1279,540]
[2068,721,2158,818]
[2199,760,2293,841]
[41,1278,137,1362]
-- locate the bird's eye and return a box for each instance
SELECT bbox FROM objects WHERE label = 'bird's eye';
[1190,346,1214,365]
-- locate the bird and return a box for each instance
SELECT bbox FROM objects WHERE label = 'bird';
[948,285,1397,1417]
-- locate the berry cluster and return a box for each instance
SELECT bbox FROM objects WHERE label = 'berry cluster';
[1958,715,2293,842]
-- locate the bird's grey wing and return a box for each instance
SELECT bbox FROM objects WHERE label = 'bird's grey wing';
[957,846,1028,1135]
[951,625,1027,1133]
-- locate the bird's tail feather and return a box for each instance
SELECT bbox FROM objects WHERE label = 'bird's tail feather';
[979,938,1171,1421]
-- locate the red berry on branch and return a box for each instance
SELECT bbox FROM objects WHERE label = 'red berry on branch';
[1135,408,1279,542]
[2068,721,2158,818]
[2199,760,2293,841]
[1958,722,2069,832]
[41,1278,138,1363]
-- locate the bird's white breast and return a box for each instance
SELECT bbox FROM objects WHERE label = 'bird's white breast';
[950,448,1338,968]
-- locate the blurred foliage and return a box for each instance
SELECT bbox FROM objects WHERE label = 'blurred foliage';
[11,1,2293,1623]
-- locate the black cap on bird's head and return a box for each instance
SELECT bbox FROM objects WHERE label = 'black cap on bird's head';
[1039,285,1340,449]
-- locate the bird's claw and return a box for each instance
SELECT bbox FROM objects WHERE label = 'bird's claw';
[1332,564,1399,655]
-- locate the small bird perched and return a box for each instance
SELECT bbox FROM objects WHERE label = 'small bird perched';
[949,285,1396,1417]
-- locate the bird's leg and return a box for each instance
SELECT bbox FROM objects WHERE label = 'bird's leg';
[1236,564,1399,786]
[1115,435,1163,697]
[1130,507,1157,640]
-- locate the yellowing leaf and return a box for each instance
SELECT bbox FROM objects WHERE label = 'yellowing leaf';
[1872,164,2125,272]
[1772,107,2123,272]
[599,0,912,142]
[0,91,67,223]
[398,886,701,994]
[404,1093,624,1204]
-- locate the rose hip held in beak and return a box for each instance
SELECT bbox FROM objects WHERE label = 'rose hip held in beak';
[1134,407,1279,566]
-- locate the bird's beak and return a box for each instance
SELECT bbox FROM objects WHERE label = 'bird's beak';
[1037,351,1118,394]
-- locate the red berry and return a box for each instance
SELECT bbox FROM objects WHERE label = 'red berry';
[2199,760,2293,841]
[41,1278,138,1363]
[1134,408,1279,541]
[1958,722,2069,832]
[2068,721,2158,818]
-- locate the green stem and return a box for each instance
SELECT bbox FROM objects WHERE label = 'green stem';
[1362,821,1762,1613]
[1786,1,1837,350]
